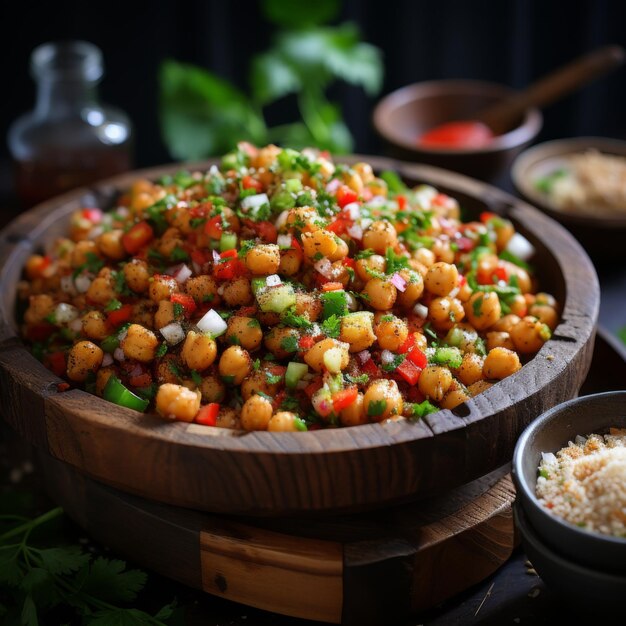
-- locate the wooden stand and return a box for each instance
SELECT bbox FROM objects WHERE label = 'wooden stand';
[38,453,516,625]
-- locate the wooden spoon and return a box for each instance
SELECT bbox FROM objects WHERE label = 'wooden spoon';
[419,45,625,149]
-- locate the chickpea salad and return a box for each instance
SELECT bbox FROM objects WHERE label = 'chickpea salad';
[19,143,558,432]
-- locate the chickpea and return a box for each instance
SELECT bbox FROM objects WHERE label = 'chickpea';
[502,261,531,293]
[295,292,322,321]
[95,366,115,396]
[428,297,465,331]
[510,316,550,354]
[155,354,182,385]
[529,304,559,331]
[431,238,455,264]
[363,278,397,311]
[149,275,178,303]
[343,169,364,193]
[440,389,470,410]
[286,207,320,233]
[199,374,226,403]
[304,338,349,373]
[494,220,515,251]
[396,270,424,308]
[123,259,150,293]
[86,275,117,305]
[340,312,376,352]
[24,294,55,326]
[418,365,453,402]
[491,314,521,334]
[222,278,253,307]
[121,324,159,363]
[362,220,397,254]
[340,392,367,427]
[464,291,501,331]
[327,237,349,262]
[166,205,193,234]
[81,310,109,340]
[352,162,374,184]
[154,300,175,330]
[241,395,273,431]
[226,316,263,351]
[467,380,494,396]
[71,240,99,268]
[219,345,252,384]
[24,255,49,280]
[457,353,485,386]
[363,379,403,421]
[245,244,280,275]
[486,331,515,351]
[97,230,126,260]
[301,229,337,260]
[67,341,104,382]
[185,276,219,305]
[535,292,557,308]
[424,262,459,297]
[483,346,522,380]
[355,254,386,282]
[264,326,300,359]
[279,249,302,276]
[216,407,241,430]
[268,411,301,432]
[375,315,408,351]
[241,367,281,400]
[156,383,201,422]
[181,331,217,371]
[131,300,154,328]
[413,247,436,268]
[509,294,528,317]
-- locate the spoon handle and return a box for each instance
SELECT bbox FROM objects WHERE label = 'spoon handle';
[479,45,625,135]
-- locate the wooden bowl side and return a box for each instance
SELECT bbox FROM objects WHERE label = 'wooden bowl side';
[0,157,598,515]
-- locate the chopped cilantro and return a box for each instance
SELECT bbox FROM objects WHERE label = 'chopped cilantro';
[168,361,182,379]
[104,299,122,312]
[238,239,256,258]
[280,395,300,411]
[255,391,272,400]
[247,318,261,328]
[155,343,168,358]
[379,170,406,193]
[321,314,341,339]
[472,295,484,317]
[253,358,261,370]
[228,334,241,345]
[381,353,406,372]
[385,247,409,274]
[266,372,283,384]
[406,400,439,419]
[280,334,299,353]
[112,270,131,296]
[345,373,369,385]
[499,250,532,272]
[281,308,313,329]
[354,248,375,260]
[170,246,189,262]
[173,303,184,317]
[222,374,236,384]
[190,217,207,229]
[367,399,387,417]
[190,370,203,386]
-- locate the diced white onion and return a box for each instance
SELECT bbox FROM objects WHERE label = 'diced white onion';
[74,274,92,294]
[366,196,387,208]
[541,452,557,464]
[449,286,460,298]
[344,202,360,220]
[87,226,104,239]
[296,379,309,390]
[212,250,220,264]
[173,264,192,284]
[347,223,363,240]
[196,309,227,337]
[314,257,333,279]
[356,350,371,364]
[360,217,373,230]
[241,193,269,211]
[113,347,125,361]
[60,275,76,294]
[506,232,535,261]
[413,303,428,319]
[381,349,395,365]
[266,274,282,287]
[345,292,358,311]
[54,303,79,323]
[277,234,292,248]
[325,179,341,194]
[160,322,185,345]
[69,318,83,333]
[274,210,290,230]
[390,272,407,292]
[102,353,114,367]
[115,206,129,217]
[117,328,128,341]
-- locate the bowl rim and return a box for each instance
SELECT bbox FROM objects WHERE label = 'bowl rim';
[512,390,626,547]
[372,79,543,155]
[513,502,626,582]
[511,136,626,227]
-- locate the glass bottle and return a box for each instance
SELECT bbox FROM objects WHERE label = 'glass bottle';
[8,41,133,208]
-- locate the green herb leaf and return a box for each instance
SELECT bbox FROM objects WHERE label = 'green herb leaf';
[190,370,203,386]
[345,373,369,385]
[380,170,407,194]
[38,546,90,575]
[367,398,387,417]
[104,299,122,313]
[266,372,283,384]
[260,0,340,28]
[280,334,299,353]
[321,314,341,338]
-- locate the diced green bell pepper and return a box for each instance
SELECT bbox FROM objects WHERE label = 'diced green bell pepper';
[103,375,150,412]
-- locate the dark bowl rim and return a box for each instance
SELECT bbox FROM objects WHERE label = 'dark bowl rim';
[511,136,626,227]
[512,390,626,547]
[513,502,626,582]
[372,79,543,155]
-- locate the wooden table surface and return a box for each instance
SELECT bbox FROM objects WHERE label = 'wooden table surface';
[1,178,625,626]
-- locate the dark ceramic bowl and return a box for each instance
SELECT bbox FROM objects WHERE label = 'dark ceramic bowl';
[514,503,626,614]
[512,137,626,262]
[373,80,542,182]
[512,391,626,574]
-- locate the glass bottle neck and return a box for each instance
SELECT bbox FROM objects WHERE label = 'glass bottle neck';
[34,77,99,118]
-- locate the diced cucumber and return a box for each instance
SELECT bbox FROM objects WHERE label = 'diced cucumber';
[271,189,296,212]
[431,346,463,369]
[219,232,237,252]
[256,283,296,313]
[285,178,303,193]
[285,362,309,389]
[321,290,348,320]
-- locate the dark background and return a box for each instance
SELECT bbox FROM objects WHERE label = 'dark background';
[1,0,625,173]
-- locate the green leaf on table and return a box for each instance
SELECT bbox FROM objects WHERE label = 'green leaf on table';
[78,557,147,604]
[86,608,161,626]
[261,0,340,28]
[159,60,266,160]
[21,567,59,610]
[251,51,302,104]
[618,326,626,346]
[20,595,38,626]
[38,545,91,575]
[0,546,22,585]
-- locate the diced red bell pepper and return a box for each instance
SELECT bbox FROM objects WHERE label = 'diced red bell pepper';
[406,386,425,403]
[46,351,67,377]
[336,185,358,208]
[327,217,349,235]
[190,249,211,266]
[204,216,224,239]
[107,304,133,327]
[189,202,211,219]
[82,208,103,223]
[342,257,356,270]
[407,347,428,369]
[196,403,220,426]
[129,372,152,388]
[214,258,247,281]
[397,333,416,354]
[361,358,380,378]
[477,265,508,285]
[253,220,277,243]
[57,382,71,392]
[171,292,197,317]
[304,377,324,399]
[332,387,358,412]
[272,390,287,411]
[433,193,451,207]
[26,322,57,342]
[242,175,263,192]
[396,195,407,211]
[290,236,303,259]
[480,211,498,224]
[456,237,474,252]
[396,359,421,386]
[299,336,316,350]
[122,221,154,255]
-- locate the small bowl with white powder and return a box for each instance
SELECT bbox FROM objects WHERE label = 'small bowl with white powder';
[512,391,626,574]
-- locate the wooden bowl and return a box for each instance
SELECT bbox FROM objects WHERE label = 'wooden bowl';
[512,137,626,262]
[0,156,598,515]
[373,80,542,181]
